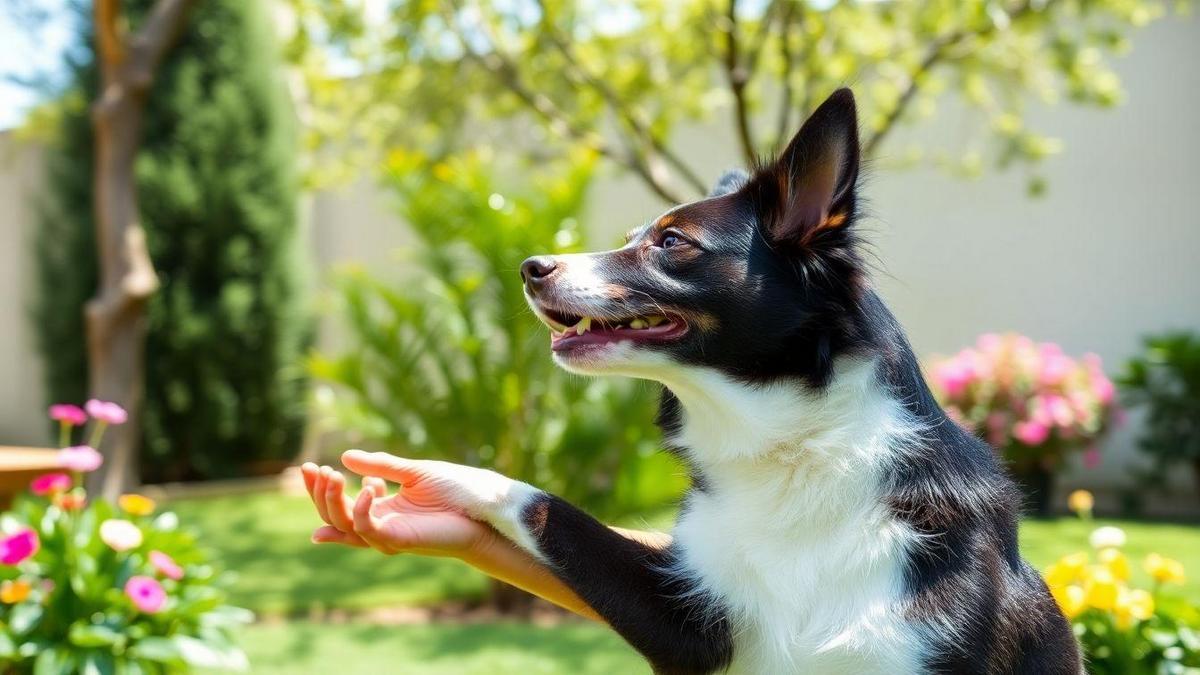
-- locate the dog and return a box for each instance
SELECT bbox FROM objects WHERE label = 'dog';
[419,88,1082,674]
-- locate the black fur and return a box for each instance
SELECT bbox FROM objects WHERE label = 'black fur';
[519,88,1081,674]
[520,494,733,675]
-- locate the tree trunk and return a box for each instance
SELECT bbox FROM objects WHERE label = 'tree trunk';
[86,0,194,499]
[88,79,159,499]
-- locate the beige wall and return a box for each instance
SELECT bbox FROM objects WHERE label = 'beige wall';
[0,136,47,446]
[1,17,1197,504]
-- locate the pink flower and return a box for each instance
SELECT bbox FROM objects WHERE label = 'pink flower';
[1092,374,1115,406]
[30,472,72,496]
[1083,447,1102,469]
[0,529,40,566]
[933,358,975,398]
[1038,347,1072,387]
[976,333,1004,353]
[148,550,184,581]
[124,575,167,613]
[48,404,87,426]
[1045,394,1075,428]
[99,519,143,552]
[85,399,127,425]
[1013,420,1051,446]
[58,445,103,473]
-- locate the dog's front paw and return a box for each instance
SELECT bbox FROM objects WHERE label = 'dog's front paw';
[414,459,533,521]
[415,460,545,555]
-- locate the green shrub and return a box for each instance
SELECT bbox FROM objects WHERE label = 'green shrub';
[33,0,310,481]
[1119,332,1200,491]
[309,150,684,520]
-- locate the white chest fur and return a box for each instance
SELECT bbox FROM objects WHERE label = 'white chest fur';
[662,359,929,674]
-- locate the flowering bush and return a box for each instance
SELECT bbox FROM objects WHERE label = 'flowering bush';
[1044,492,1200,673]
[0,402,250,673]
[929,333,1118,479]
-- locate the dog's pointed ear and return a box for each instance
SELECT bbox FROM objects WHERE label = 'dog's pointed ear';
[756,88,860,247]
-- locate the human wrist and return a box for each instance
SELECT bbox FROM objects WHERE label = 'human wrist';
[458,523,503,567]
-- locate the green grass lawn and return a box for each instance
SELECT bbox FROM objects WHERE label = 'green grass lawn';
[172,490,1200,673]
[169,492,491,614]
[235,621,648,674]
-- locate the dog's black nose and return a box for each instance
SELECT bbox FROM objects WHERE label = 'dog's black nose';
[520,256,558,291]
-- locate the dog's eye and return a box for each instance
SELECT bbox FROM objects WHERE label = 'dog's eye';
[660,231,687,249]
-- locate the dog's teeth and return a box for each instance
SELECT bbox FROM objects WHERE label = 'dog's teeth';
[629,318,648,330]
[575,316,592,335]
[646,316,666,327]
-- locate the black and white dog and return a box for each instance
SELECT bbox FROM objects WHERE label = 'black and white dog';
[418,89,1081,673]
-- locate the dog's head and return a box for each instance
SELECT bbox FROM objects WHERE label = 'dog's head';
[523,89,867,387]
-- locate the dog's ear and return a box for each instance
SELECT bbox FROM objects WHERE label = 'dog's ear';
[753,88,860,248]
[708,169,750,197]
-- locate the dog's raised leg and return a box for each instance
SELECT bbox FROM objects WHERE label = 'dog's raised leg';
[346,452,732,675]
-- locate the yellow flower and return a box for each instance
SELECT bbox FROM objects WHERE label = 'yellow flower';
[1045,551,1090,587]
[0,579,31,604]
[118,493,156,516]
[1067,489,1094,516]
[1113,587,1155,629]
[1125,588,1155,620]
[1085,567,1121,611]
[1098,548,1131,581]
[1051,584,1087,619]
[1144,553,1187,585]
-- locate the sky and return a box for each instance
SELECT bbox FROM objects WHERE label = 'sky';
[0,0,74,130]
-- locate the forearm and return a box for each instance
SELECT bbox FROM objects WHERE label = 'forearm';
[460,525,673,623]
[463,527,603,621]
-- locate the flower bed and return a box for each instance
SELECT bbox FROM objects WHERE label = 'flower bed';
[0,402,250,673]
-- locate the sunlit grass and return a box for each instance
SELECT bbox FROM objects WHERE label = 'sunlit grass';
[173,490,1200,673]
[170,490,1200,613]
[232,621,648,675]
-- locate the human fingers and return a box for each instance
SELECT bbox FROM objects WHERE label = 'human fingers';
[312,466,333,524]
[363,476,387,499]
[325,470,356,533]
[341,450,424,486]
[311,525,368,548]
[351,487,393,553]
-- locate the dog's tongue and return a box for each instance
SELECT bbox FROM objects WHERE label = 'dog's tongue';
[550,320,686,351]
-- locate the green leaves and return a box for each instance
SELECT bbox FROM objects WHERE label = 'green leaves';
[311,153,681,520]
[284,0,1186,202]
[1119,331,1200,487]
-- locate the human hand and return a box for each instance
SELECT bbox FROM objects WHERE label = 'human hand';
[301,456,494,558]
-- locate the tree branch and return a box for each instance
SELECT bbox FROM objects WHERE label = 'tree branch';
[721,0,757,166]
[94,0,125,77]
[125,0,195,81]
[773,0,798,150]
[862,0,1042,158]
[533,4,707,197]
[444,8,685,203]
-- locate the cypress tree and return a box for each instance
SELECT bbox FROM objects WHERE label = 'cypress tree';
[34,0,309,481]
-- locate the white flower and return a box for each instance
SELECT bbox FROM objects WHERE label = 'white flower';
[1089,526,1127,550]
[99,519,143,552]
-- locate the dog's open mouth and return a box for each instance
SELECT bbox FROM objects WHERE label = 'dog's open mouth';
[534,306,688,352]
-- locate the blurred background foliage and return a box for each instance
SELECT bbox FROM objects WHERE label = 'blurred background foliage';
[1120,332,1200,496]
[33,0,310,482]
[282,0,1185,200]
[307,150,685,521]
